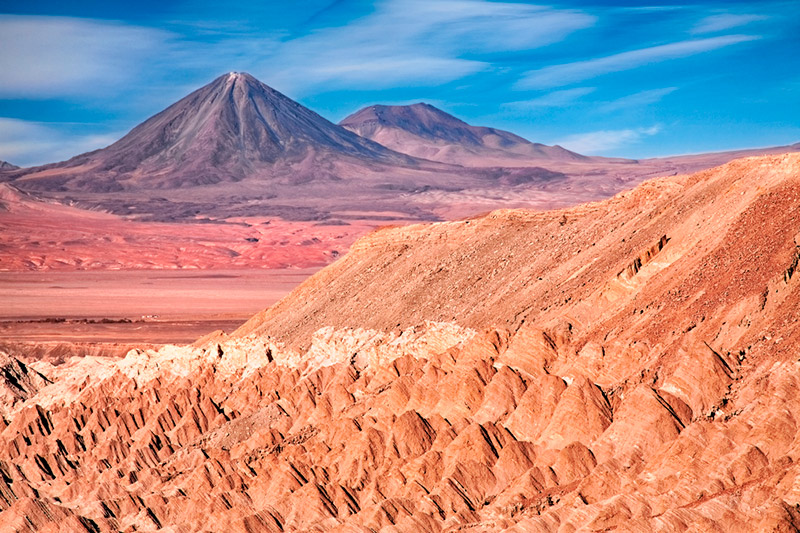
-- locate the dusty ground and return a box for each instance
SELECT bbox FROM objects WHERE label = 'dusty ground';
[0,184,375,271]
[0,268,316,353]
[3,154,800,531]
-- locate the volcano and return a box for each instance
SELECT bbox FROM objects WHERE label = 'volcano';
[1,73,472,221]
[340,102,587,166]
[6,73,414,193]
[3,74,795,225]
[1,74,618,223]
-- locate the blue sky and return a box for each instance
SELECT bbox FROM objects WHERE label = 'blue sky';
[0,0,798,166]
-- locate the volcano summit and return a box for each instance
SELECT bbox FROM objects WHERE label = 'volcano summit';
[5,73,414,192]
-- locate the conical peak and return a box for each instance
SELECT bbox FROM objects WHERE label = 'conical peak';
[223,71,257,84]
[209,71,291,108]
[226,72,243,86]
[216,71,261,92]
[23,71,413,190]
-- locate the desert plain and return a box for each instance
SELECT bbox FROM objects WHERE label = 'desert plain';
[0,268,317,347]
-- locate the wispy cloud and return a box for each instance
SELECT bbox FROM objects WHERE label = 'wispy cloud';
[692,14,768,34]
[502,87,595,111]
[0,14,285,103]
[0,118,120,167]
[556,125,662,154]
[0,16,173,98]
[264,0,595,93]
[599,87,678,113]
[516,35,760,90]
[0,3,595,100]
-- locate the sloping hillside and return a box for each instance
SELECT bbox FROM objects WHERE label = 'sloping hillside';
[239,152,800,359]
[1,153,800,531]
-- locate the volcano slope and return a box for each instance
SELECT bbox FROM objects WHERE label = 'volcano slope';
[2,153,800,531]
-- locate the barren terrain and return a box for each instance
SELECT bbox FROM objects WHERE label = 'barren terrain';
[0,184,372,272]
[2,70,800,532]
[0,269,315,362]
[2,154,800,531]
[1,73,796,288]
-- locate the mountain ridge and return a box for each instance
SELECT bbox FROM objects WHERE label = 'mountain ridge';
[0,73,642,224]
[339,102,589,165]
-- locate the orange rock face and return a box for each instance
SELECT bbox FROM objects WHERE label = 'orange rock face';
[2,153,800,531]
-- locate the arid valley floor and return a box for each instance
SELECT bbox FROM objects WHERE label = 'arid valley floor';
[0,269,317,363]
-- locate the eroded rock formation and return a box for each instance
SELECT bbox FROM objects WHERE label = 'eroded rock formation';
[2,153,800,531]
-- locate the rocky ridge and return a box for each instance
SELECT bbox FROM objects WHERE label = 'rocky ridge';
[1,153,800,530]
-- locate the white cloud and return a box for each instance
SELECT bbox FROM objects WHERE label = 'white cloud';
[599,87,678,113]
[516,35,760,89]
[0,118,120,167]
[263,0,595,93]
[556,125,662,154]
[693,14,768,34]
[503,87,596,111]
[403,0,597,52]
[0,3,595,99]
[0,16,173,98]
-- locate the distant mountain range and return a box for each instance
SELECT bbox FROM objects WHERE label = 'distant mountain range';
[1,72,797,223]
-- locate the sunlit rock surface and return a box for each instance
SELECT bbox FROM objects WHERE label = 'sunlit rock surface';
[3,154,800,531]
